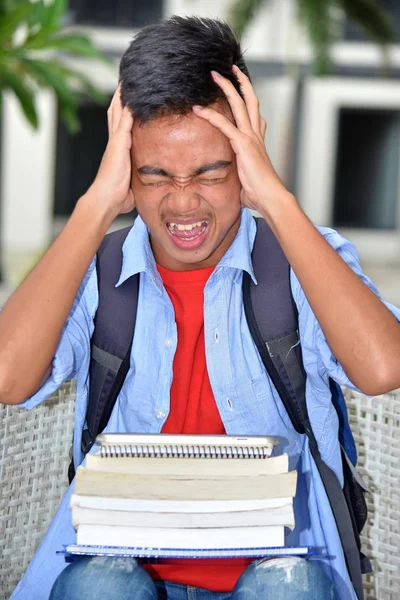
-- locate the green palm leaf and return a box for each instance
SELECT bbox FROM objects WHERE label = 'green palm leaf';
[0,59,38,127]
[0,2,31,43]
[297,0,337,75]
[23,0,67,46]
[0,0,110,131]
[228,0,265,38]
[30,59,107,104]
[19,57,108,132]
[20,57,78,104]
[229,0,396,75]
[24,32,111,63]
[40,0,66,35]
[25,0,46,30]
[337,0,394,45]
[58,103,80,132]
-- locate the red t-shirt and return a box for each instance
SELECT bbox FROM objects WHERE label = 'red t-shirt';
[142,264,252,591]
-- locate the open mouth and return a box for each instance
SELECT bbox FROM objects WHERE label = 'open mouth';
[166,220,210,249]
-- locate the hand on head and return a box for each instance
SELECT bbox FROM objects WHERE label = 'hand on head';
[193,67,288,214]
[90,85,136,217]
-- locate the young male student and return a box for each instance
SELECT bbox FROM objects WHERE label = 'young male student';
[2,16,400,600]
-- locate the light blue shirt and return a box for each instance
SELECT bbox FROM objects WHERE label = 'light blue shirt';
[11,209,400,600]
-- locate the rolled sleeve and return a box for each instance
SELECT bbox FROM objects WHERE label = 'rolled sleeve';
[292,227,400,391]
[21,258,98,409]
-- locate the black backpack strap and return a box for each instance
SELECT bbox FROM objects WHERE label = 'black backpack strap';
[243,217,314,441]
[68,226,139,483]
[84,225,139,451]
[243,217,365,600]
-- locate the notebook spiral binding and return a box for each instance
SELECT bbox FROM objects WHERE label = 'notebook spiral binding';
[99,445,270,459]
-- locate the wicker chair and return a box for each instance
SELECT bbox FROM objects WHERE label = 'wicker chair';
[0,383,399,600]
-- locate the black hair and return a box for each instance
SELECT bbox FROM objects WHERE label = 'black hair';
[119,15,249,122]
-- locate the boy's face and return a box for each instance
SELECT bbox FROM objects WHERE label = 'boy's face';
[131,104,242,271]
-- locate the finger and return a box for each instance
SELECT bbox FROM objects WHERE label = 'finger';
[211,71,253,135]
[192,104,245,147]
[115,107,134,142]
[232,66,261,134]
[107,85,123,137]
[107,88,119,136]
[107,104,113,138]
[260,117,267,140]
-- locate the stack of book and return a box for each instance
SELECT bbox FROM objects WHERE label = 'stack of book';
[69,434,299,559]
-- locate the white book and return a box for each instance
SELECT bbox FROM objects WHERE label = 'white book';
[70,494,293,514]
[71,502,295,530]
[85,453,289,477]
[76,523,285,550]
[75,468,297,501]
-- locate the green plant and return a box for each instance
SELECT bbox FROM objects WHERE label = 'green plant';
[229,0,395,75]
[0,0,110,131]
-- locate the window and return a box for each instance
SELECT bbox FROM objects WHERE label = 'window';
[333,108,400,230]
[54,98,110,216]
[68,0,163,28]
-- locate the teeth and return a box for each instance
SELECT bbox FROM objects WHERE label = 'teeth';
[167,220,209,232]
[177,221,202,231]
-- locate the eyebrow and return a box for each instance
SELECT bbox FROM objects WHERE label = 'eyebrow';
[137,160,232,177]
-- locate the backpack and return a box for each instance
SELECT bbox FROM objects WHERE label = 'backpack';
[69,217,371,600]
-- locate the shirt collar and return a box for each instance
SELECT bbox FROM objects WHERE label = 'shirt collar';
[216,208,257,284]
[116,208,258,291]
[116,215,162,292]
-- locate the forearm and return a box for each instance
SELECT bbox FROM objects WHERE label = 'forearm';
[260,194,400,394]
[0,190,117,404]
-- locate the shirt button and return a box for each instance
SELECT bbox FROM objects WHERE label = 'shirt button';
[165,338,173,347]
[156,410,166,419]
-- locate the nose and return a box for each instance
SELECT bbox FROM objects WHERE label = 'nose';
[167,182,201,214]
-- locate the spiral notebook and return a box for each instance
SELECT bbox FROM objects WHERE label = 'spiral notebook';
[95,433,278,459]
[61,544,317,561]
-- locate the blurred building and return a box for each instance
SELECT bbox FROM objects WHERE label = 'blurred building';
[1,0,400,302]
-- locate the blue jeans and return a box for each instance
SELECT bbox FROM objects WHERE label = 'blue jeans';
[49,556,339,600]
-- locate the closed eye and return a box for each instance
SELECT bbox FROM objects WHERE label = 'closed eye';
[141,179,169,187]
[197,177,226,185]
